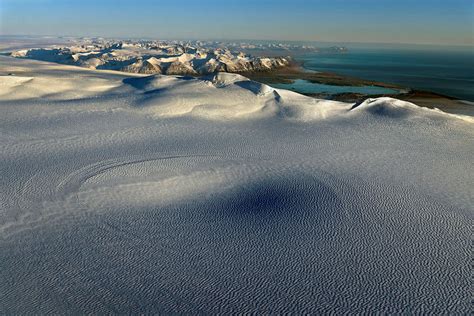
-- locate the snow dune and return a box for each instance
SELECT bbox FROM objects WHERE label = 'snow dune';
[120,72,350,120]
[0,55,473,314]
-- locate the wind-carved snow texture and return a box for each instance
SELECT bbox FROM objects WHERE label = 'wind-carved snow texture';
[0,55,473,314]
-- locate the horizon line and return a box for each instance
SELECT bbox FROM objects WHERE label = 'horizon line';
[1,33,473,48]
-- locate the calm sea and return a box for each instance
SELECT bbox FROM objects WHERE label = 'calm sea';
[297,47,474,101]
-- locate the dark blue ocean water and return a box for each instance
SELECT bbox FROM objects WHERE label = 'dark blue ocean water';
[296,47,474,101]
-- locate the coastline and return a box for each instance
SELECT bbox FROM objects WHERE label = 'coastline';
[4,46,472,116]
[241,62,400,88]
[242,64,474,116]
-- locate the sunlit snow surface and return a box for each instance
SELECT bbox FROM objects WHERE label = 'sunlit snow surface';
[0,56,472,314]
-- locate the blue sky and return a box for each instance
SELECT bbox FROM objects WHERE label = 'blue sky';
[1,0,473,46]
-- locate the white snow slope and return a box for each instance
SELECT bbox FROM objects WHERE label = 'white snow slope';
[0,55,473,314]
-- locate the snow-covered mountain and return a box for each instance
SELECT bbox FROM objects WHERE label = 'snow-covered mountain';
[9,39,291,75]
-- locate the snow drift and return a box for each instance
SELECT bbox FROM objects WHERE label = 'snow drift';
[0,55,472,314]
